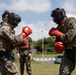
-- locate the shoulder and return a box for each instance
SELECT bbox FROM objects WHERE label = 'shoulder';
[63,17,76,28]
[0,24,14,34]
[1,25,10,30]
[67,17,76,23]
[66,17,76,29]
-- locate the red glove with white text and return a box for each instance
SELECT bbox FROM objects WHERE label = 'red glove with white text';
[49,27,63,37]
[21,26,32,38]
[54,42,64,53]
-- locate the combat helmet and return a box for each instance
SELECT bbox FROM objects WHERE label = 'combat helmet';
[8,12,21,26]
[51,8,66,24]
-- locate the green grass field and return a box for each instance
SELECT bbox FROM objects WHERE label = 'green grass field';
[31,60,59,75]
[15,54,76,75]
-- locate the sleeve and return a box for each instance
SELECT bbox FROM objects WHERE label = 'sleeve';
[61,19,76,44]
[28,37,33,53]
[1,26,24,46]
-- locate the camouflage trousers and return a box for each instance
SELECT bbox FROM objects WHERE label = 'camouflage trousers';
[0,58,20,75]
[20,54,32,75]
[59,47,76,75]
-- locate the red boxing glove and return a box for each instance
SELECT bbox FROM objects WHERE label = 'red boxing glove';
[21,26,32,38]
[15,38,28,47]
[21,32,27,38]
[19,38,28,47]
[49,27,63,37]
[54,42,64,53]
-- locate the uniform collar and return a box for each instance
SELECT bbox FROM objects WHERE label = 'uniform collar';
[60,16,68,25]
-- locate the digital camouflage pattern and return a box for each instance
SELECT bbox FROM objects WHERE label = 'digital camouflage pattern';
[56,17,76,75]
[20,53,32,75]
[0,58,20,75]
[0,22,24,75]
[57,17,76,47]
[0,22,23,50]
[19,37,32,75]
[59,48,76,75]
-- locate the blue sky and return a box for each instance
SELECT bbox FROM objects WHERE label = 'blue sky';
[0,0,76,41]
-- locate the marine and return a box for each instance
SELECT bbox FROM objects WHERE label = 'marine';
[0,12,32,75]
[49,8,76,75]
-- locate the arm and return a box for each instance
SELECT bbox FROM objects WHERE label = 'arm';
[28,37,33,53]
[61,19,76,44]
[1,26,24,46]
[49,18,76,44]
[1,26,32,46]
[27,37,32,60]
[49,27,63,37]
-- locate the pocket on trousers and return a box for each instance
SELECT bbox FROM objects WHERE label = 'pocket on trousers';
[5,60,19,74]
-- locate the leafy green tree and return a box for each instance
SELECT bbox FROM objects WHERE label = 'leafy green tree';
[33,37,56,53]
[44,37,55,53]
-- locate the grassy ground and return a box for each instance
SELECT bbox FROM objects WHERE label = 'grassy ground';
[31,60,60,75]
[32,53,57,58]
[15,54,76,75]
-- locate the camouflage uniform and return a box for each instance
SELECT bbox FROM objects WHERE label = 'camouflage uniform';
[19,37,32,75]
[0,22,24,75]
[56,17,76,75]
[0,22,3,28]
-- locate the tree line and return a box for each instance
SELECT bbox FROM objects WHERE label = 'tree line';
[32,37,56,54]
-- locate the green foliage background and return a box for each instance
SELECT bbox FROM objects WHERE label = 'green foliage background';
[33,37,56,53]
